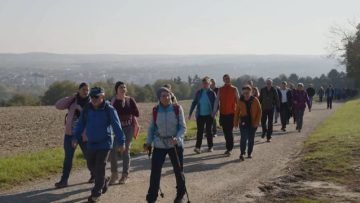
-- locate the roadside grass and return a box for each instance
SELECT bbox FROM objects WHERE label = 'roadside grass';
[0,119,197,190]
[301,98,360,187]
[0,147,85,190]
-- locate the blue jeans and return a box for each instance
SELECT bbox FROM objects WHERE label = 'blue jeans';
[240,127,257,156]
[60,134,93,183]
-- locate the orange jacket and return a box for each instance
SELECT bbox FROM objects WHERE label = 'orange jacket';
[214,84,240,115]
[234,96,262,128]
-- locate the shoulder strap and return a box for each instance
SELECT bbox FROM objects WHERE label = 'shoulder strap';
[152,105,159,126]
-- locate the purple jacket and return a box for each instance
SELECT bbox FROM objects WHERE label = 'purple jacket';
[55,96,88,140]
[292,90,311,111]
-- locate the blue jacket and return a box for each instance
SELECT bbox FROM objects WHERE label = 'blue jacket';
[74,101,125,150]
[189,88,216,118]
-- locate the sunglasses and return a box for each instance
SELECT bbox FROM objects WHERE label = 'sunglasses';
[91,95,100,99]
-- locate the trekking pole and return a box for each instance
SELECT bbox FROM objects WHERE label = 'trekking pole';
[145,144,165,198]
[173,144,191,203]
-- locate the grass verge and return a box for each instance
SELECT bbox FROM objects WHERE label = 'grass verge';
[301,99,360,187]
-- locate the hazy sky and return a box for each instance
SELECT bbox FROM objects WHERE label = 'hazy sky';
[0,0,359,55]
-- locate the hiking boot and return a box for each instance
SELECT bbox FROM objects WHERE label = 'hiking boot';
[239,155,245,161]
[88,176,95,184]
[261,133,266,139]
[174,198,183,203]
[247,154,252,159]
[109,173,119,185]
[208,147,214,152]
[194,148,201,154]
[102,177,110,194]
[54,181,68,189]
[224,150,232,156]
[281,127,286,132]
[266,139,271,143]
[87,195,100,203]
[119,174,128,185]
[298,129,301,133]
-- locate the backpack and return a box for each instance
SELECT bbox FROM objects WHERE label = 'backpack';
[152,104,180,129]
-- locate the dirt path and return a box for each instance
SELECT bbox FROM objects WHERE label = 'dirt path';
[0,102,341,203]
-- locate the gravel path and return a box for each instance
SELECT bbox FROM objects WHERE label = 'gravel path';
[0,102,340,203]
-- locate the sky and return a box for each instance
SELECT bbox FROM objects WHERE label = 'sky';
[0,0,359,55]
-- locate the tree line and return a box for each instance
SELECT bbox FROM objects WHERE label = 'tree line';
[0,68,357,107]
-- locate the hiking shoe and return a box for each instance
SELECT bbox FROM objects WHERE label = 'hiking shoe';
[54,181,68,189]
[224,150,232,156]
[208,148,214,152]
[87,195,100,203]
[298,129,301,133]
[261,133,266,139]
[174,198,183,203]
[119,175,128,185]
[88,176,95,184]
[247,154,252,159]
[281,128,286,132]
[194,148,201,154]
[109,173,119,185]
[102,177,110,194]
[239,155,245,161]
[266,139,271,143]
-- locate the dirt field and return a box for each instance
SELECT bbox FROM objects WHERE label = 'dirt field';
[0,101,191,157]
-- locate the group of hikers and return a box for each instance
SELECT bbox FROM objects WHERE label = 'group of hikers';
[53,74,343,203]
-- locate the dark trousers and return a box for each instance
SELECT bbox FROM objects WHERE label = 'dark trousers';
[196,115,214,149]
[240,126,257,156]
[327,97,333,109]
[212,116,218,135]
[295,109,305,130]
[61,135,93,183]
[220,114,235,151]
[146,147,185,202]
[87,149,110,197]
[319,96,323,103]
[280,103,290,129]
[261,108,274,139]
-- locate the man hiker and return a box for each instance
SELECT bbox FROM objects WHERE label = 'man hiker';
[109,81,140,185]
[317,86,325,103]
[234,85,262,161]
[212,74,240,156]
[210,78,219,137]
[145,87,187,203]
[54,82,95,188]
[259,78,280,142]
[278,81,292,132]
[72,87,125,203]
[292,83,312,132]
[325,85,335,109]
[306,84,316,107]
[189,76,217,154]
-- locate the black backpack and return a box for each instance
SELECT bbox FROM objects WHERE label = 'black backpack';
[240,95,254,128]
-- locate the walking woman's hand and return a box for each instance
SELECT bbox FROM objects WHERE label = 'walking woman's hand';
[118,144,126,153]
[71,140,78,149]
[171,138,178,145]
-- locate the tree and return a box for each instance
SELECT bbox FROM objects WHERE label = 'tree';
[345,24,360,87]
[7,93,40,106]
[41,80,78,105]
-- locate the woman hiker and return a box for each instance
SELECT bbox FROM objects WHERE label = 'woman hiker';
[189,76,217,154]
[54,82,95,188]
[234,85,262,161]
[109,81,140,185]
[144,87,187,203]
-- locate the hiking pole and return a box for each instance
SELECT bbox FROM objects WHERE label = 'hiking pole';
[173,145,191,203]
[145,144,165,198]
